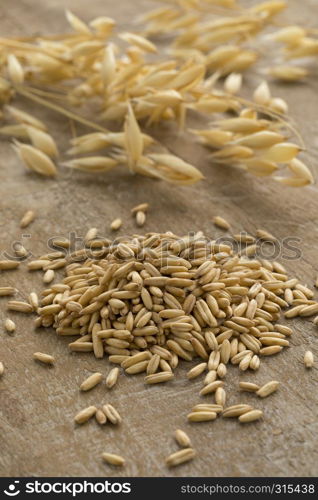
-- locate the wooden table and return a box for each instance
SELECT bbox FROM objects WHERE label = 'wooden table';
[0,0,317,478]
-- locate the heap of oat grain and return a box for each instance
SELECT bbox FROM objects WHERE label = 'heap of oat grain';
[35,230,314,396]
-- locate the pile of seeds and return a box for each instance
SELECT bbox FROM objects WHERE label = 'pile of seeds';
[266,25,318,81]
[142,0,318,82]
[32,231,315,421]
[141,0,282,67]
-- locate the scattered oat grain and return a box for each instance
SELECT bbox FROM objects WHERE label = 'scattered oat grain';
[304,351,314,368]
[33,352,55,365]
[4,318,16,333]
[165,448,196,467]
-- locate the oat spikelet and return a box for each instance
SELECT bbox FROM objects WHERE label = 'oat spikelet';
[6,106,47,131]
[249,1,287,17]
[274,176,311,187]
[267,66,308,82]
[270,26,306,43]
[147,153,203,185]
[90,16,115,36]
[244,159,278,177]
[27,127,58,158]
[13,142,57,177]
[169,64,205,90]
[71,41,105,58]
[262,143,301,163]
[120,32,157,53]
[234,131,284,148]
[253,81,271,105]
[67,133,110,155]
[224,73,242,94]
[287,158,314,185]
[143,90,182,106]
[270,97,288,114]
[0,124,29,139]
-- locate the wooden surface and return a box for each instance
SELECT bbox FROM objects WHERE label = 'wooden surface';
[0,0,318,478]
